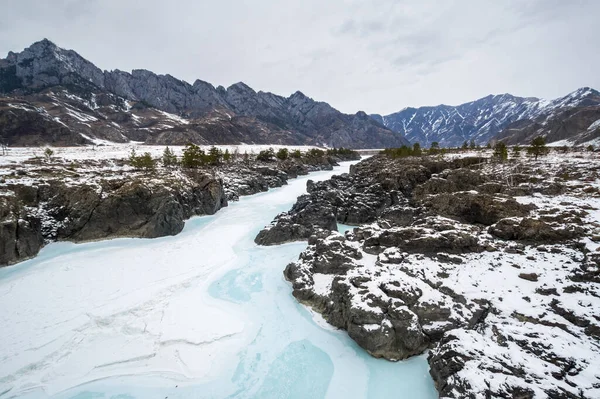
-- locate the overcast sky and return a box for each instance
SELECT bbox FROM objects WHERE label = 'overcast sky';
[1,0,599,114]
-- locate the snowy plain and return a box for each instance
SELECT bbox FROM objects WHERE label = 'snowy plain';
[0,144,323,166]
[0,161,437,399]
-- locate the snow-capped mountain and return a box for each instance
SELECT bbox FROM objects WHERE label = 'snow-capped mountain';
[0,39,408,148]
[372,88,600,147]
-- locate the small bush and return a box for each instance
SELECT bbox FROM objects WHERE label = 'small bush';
[256,148,276,162]
[276,148,289,160]
[207,146,223,166]
[512,145,521,158]
[129,149,155,170]
[307,148,325,158]
[429,142,440,155]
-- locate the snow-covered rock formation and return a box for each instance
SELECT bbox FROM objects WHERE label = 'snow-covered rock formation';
[258,152,600,398]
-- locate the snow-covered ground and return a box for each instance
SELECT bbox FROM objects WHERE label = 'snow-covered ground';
[0,144,322,165]
[0,161,437,399]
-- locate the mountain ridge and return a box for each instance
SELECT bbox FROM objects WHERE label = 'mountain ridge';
[372,87,600,147]
[0,39,408,148]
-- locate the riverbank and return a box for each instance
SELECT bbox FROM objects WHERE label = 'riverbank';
[257,152,600,398]
[0,145,359,265]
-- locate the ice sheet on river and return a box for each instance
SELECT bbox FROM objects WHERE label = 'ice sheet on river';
[0,163,437,399]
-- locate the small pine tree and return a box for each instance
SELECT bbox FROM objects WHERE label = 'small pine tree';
[413,142,422,156]
[181,143,204,168]
[493,141,508,162]
[276,148,289,160]
[206,146,223,166]
[44,147,54,161]
[129,148,137,164]
[512,145,521,158]
[162,146,178,167]
[290,149,302,159]
[527,136,548,160]
[469,139,476,150]
[587,145,595,152]
[223,149,232,163]
[130,152,155,170]
[429,142,440,155]
[461,141,468,151]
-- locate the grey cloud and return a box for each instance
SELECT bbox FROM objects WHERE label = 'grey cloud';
[1,0,599,115]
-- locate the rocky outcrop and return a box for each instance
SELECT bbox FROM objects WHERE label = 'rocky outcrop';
[0,195,44,265]
[0,151,357,266]
[489,217,585,243]
[283,232,480,360]
[1,171,227,265]
[254,155,487,245]
[266,152,600,398]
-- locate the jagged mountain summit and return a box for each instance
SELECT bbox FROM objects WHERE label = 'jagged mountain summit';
[372,87,600,147]
[0,39,408,148]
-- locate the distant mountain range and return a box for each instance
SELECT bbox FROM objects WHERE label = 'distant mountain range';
[0,39,408,148]
[372,87,600,147]
[2,39,599,149]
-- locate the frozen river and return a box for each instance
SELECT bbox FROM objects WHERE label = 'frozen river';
[0,162,437,399]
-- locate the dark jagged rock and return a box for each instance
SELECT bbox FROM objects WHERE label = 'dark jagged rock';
[419,192,535,225]
[1,172,227,265]
[1,152,355,266]
[268,152,600,398]
[489,217,585,243]
[255,155,488,245]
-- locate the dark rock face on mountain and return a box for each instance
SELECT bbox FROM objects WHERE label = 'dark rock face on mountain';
[496,101,600,146]
[373,88,600,148]
[0,39,407,148]
[258,152,600,398]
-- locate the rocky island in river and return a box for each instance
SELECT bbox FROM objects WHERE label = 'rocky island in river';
[256,149,600,398]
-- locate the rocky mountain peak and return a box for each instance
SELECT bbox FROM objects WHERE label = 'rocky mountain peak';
[28,38,58,52]
[0,39,409,148]
[289,90,308,99]
[227,81,255,94]
[2,38,105,91]
[374,87,600,147]
[287,91,316,109]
